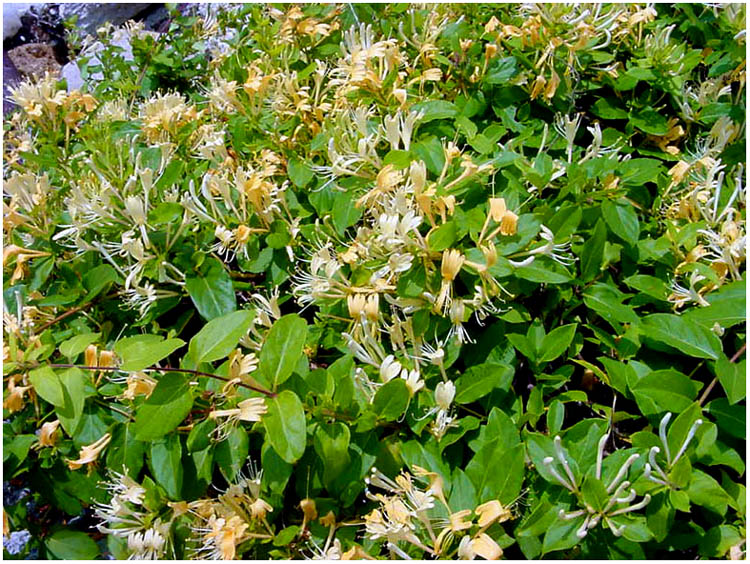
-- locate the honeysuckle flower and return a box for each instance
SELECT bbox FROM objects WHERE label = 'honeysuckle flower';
[193,514,249,560]
[67,433,112,470]
[249,498,273,520]
[3,376,31,413]
[447,299,473,344]
[401,368,424,396]
[436,249,465,312]
[127,526,167,560]
[36,420,61,448]
[434,509,473,553]
[528,225,576,266]
[475,500,511,529]
[644,413,704,488]
[471,533,503,560]
[435,381,456,411]
[549,432,651,539]
[209,397,267,424]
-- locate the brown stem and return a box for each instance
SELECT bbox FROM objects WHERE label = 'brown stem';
[48,364,276,398]
[699,344,746,406]
[35,302,95,333]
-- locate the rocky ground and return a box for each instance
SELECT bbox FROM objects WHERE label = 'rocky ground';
[3,3,171,113]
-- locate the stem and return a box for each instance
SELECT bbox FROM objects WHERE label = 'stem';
[35,301,96,333]
[48,364,277,398]
[94,398,135,421]
[699,344,746,406]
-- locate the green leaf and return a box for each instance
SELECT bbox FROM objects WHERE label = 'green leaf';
[591,98,628,119]
[187,418,216,453]
[6,435,37,465]
[700,525,743,558]
[134,373,193,441]
[618,158,663,186]
[470,407,521,453]
[81,264,119,304]
[581,475,610,512]
[261,442,293,497]
[486,56,519,84]
[274,526,301,547]
[466,442,525,504]
[313,422,351,487]
[539,323,577,363]
[148,434,183,500]
[59,333,100,359]
[45,529,100,559]
[688,469,734,515]
[332,192,362,236]
[579,219,606,283]
[632,370,700,417]
[373,378,410,421]
[106,424,147,478]
[410,100,458,122]
[542,517,581,555]
[288,157,314,187]
[623,274,668,301]
[55,368,87,436]
[641,313,722,360]
[583,284,639,325]
[683,280,746,329]
[192,446,214,487]
[257,314,308,391]
[454,363,513,404]
[114,334,185,371]
[186,310,254,366]
[412,137,445,176]
[714,356,745,405]
[28,366,64,407]
[629,108,669,135]
[185,257,237,321]
[706,398,745,440]
[263,390,306,464]
[601,200,640,246]
[215,425,250,482]
[547,400,565,435]
[515,261,573,284]
[428,221,457,252]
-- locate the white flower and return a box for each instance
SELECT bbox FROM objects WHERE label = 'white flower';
[379,355,402,382]
[400,369,424,395]
[435,381,455,411]
[127,526,167,560]
[528,225,577,266]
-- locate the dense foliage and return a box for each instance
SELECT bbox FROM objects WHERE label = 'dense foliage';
[3,3,746,560]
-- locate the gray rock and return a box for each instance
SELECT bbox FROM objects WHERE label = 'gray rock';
[2,3,32,40]
[59,3,152,37]
[8,42,61,77]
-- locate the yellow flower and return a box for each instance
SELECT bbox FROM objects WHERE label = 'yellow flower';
[249,498,273,520]
[441,249,465,282]
[500,211,518,236]
[488,198,508,222]
[37,420,61,448]
[67,433,111,470]
[668,160,691,184]
[471,532,503,560]
[475,500,511,528]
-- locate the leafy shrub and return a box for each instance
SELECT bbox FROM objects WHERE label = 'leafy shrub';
[3,3,746,560]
